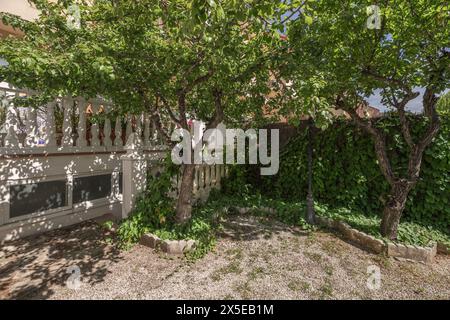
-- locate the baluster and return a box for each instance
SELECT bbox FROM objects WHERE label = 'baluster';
[143,113,151,147]
[114,115,123,146]
[168,122,175,146]
[152,121,159,145]
[24,107,38,147]
[125,115,133,142]
[210,164,217,188]
[90,102,100,147]
[103,107,112,147]
[44,101,57,147]
[76,99,87,147]
[169,174,178,198]
[61,98,74,147]
[159,123,167,146]
[4,93,20,148]
[205,165,211,189]
[136,113,143,138]
[215,165,222,188]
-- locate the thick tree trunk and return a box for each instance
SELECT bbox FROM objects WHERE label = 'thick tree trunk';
[175,163,196,224]
[380,180,412,239]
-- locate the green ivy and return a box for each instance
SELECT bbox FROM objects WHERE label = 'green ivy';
[252,115,450,230]
[117,156,179,247]
[213,192,450,248]
[117,158,225,260]
[315,203,450,247]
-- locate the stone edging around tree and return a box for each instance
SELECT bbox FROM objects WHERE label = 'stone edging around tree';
[140,233,197,255]
[437,242,450,255]
[314,216,440,264]
[233,206,447,264]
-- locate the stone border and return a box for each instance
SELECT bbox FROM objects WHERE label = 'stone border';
[140,233,197,255]
[315,216,437,264]
[386,241,437,264]
[234,207,276,215]
[437,242,450,255]
[315,216,386,254]
[233,206,439,264]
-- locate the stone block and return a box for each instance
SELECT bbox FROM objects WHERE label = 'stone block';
[161,240,184,255]
[236,207,251,214]
[140,233,161,248]
[363,234,386,254]
[335,221,354,240]
[316,216,334,228]
[141,235,197,255]
[387,241,436,264]
[184,240,197,252]
[437,242,449,255]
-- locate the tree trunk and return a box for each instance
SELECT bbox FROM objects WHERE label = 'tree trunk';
[306,118,316,225]
[175,163,196,224]
[380,180,412,239]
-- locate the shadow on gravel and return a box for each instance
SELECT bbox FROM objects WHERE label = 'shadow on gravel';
[0,221,121,299]
[218,215,309,241]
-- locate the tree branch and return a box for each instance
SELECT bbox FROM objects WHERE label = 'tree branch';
[389,89,420,148]
[180,68,214,95]
[362,68,410,93]
[142,92,173,146]
[336,96,396,185]
[157,94,181,125]
[205,88,224,130]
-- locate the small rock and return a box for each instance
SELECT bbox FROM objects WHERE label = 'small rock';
[161,240,184,255]
[140,233,161,248]
[437,242,450,255]
[184,240,197,252]
[178,240,188,251]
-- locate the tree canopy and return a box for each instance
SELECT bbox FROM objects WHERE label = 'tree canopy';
[283,0,449,238]
[1,0,448,232]
[0,0,291,131]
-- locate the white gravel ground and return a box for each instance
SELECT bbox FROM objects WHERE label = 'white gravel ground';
[1,216,449,300]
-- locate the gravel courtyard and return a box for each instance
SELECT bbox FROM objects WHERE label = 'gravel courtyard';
[1,215,449,300]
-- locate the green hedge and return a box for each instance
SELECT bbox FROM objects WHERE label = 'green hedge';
[250,115,450,230]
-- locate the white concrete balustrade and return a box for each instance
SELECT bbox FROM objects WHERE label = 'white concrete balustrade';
[0,85,162,152]
[0,84,225,243]
[191,164,226,202]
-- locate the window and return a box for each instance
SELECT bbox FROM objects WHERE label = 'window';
[9,180,68,218]
[73,174,112,204]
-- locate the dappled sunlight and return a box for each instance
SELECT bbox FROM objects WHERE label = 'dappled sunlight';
[0,85,173,242]
[0,221,122,299]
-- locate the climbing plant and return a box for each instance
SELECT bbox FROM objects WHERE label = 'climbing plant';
[254,115,450,230]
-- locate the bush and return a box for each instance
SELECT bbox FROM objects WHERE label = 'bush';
[117,159,225,259]
[252,115,450,230]
[117,157,178,246]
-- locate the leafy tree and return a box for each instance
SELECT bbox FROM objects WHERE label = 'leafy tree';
[0,0,287,223]
[437,91,450,116]
[284,0,449,239]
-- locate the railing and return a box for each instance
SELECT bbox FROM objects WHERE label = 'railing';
[0,84,225,243]
[193,164,226,201]
[0,84,170,152]
[167,164,227,201]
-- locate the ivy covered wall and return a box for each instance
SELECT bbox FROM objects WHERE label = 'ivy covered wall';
[247,115,450,229]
